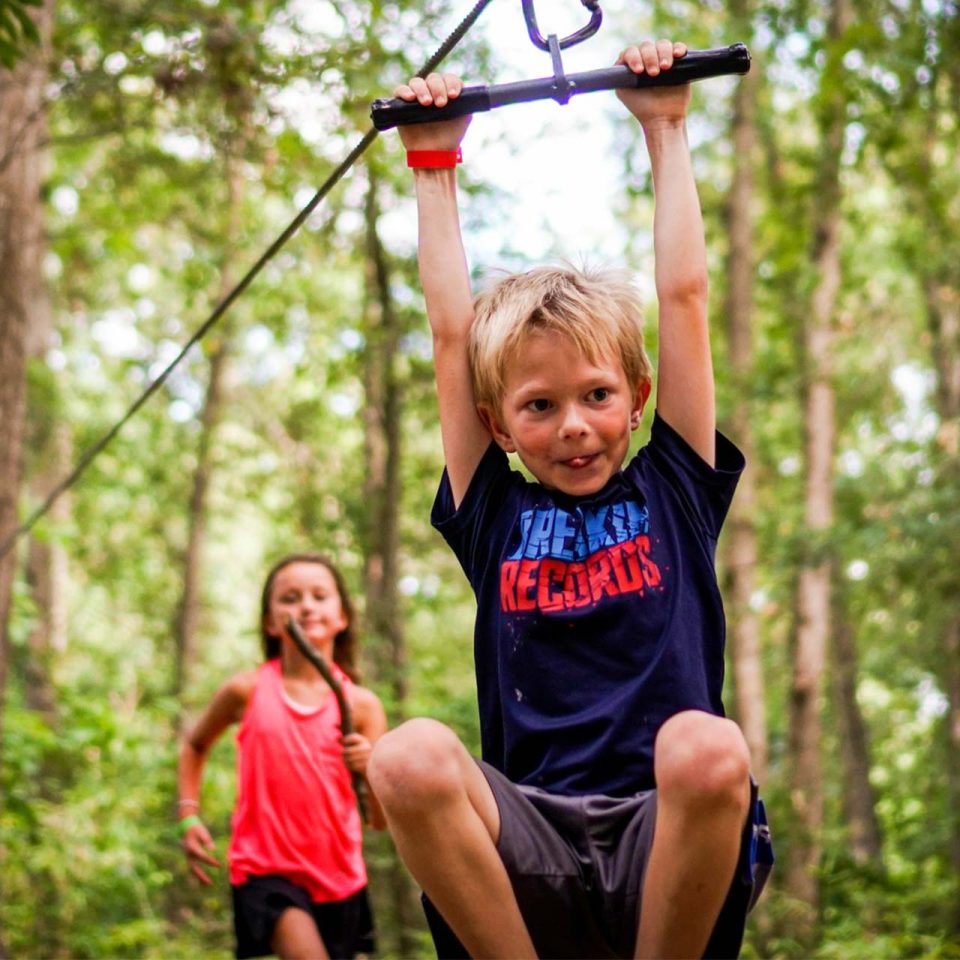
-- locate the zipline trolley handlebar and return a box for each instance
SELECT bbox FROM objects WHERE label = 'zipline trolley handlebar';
[371,42,751,131]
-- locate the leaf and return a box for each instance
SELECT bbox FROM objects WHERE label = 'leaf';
[0,37,17,67]
[9,3,39,42]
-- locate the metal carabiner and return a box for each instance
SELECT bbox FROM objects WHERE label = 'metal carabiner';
[521,0,603,52]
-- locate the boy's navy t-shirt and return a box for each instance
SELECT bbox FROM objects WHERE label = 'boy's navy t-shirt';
[431,412,745,798]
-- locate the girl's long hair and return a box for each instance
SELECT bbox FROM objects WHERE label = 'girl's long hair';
[259,553,360,682]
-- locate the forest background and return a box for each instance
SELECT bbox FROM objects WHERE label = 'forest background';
[1,0,959,957]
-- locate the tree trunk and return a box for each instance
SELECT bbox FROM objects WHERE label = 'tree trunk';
[721,0,768,786]
[23,138,65,725]
[0,4,53,956]
[361,200,407,712]
[24,436,70,724]
[923,276,960,931]
[874,29,960,929]
[0,0,52,758]
[173,337,230,698]
[173,148,244,704]
[942,618,960,910]
[784,0,851,929]
[830,582,883,865]
[360,169,420,957]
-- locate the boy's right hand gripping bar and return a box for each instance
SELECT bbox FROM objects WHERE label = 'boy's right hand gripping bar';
[371,43,750,131]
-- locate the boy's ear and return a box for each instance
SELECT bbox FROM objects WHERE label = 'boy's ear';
[631,381,652,428]
[638,380,652,410]
[478,404,516,453]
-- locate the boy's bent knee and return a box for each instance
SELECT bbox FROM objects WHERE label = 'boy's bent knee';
[367,718,467,812]
[654,711,751,811]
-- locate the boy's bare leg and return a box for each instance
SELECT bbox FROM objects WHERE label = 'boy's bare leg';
[635,710,751,960]
[368,718,537,959]
[271,907,330,960]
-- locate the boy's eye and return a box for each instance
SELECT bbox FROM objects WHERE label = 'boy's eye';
[588,388,610,402]
[526,398,551,413]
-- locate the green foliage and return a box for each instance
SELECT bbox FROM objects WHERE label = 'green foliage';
[3,0,960,956]
[4,0,488,955]
[2,692,195,957]
[0,0,39,67]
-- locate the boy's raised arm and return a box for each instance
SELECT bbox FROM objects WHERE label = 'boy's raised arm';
[617,41,716,467]
[395,74,493,505]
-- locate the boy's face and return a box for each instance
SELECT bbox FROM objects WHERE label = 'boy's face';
[483,332,649,496]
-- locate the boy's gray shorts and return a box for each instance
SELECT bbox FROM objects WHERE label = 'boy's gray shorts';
[422,759,771,960]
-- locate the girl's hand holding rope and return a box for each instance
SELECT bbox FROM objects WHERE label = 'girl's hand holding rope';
[342,731,374,774]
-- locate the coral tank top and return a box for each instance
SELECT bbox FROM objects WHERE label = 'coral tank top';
[228,659,366,901]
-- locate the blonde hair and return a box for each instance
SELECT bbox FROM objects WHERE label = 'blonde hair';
[468,265,653,413]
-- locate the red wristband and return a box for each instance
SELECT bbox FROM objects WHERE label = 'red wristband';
[407,148,462,169]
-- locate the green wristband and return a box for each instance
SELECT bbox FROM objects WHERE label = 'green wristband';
[178,813,202,836]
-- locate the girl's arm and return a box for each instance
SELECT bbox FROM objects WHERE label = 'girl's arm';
[345,686,389,830]
[177,670,255,883]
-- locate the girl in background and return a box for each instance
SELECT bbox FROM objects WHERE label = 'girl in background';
[178,553,387,959]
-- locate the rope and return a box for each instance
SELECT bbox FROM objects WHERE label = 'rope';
[0,0,495,562]
[285,617,369,822]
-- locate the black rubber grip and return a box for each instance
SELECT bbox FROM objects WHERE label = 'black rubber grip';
[371,43,750,130]
[371,86,493,131]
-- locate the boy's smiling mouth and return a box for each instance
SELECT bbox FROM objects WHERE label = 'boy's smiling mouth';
[559,453,600,469]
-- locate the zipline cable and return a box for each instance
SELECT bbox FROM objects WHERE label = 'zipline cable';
[0,0,495,563]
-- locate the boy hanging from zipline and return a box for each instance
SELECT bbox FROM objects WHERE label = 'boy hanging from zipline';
[367,37,773,960]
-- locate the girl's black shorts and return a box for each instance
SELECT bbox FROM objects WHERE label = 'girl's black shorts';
[232,875,375,959]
